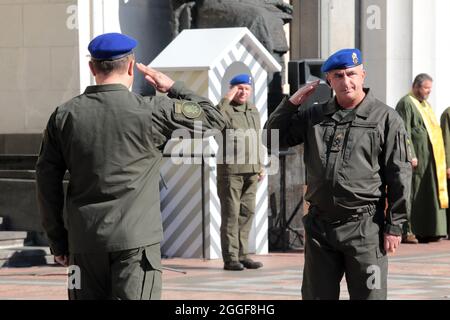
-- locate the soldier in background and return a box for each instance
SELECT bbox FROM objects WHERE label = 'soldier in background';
[217,74,264,271]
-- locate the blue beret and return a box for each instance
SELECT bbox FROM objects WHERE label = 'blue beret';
[230,74,252,86]
[88,33,137,60]
[321,48,362,73]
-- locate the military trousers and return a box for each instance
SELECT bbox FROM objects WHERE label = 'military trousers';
[301,206,387,300]
[68,243,162,300]
[217,173,259,262]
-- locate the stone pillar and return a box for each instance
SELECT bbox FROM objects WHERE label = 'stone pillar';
[291,0,355,60]
[361,0,450,116]
[412,0,450,117]
[0,0,79,136]
[361,0,412,107]
[325,0,356,55]
[290,0,321,60]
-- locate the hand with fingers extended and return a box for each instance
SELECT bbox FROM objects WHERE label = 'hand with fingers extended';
[289,80,320,106]
[136,63,175,93]
[225,86,239,102]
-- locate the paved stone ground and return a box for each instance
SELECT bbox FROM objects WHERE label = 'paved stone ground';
[1,239,450,300]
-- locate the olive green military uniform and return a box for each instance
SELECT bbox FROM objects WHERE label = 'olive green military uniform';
[266,89,411,300]
[36,82,225,300]
[216,98,262,263]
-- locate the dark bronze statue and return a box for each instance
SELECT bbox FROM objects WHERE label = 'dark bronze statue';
[170,0,293,106]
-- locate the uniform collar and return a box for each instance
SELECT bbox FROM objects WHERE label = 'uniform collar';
[323,88,374,119]
[231,101,249,112]
[84,83,130,94]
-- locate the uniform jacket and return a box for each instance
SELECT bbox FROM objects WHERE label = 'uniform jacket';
[265,88,411,235]
[216,98,262,175]
[36,81,225,255]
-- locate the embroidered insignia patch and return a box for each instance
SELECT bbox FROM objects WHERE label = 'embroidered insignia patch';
[181,101,202,119]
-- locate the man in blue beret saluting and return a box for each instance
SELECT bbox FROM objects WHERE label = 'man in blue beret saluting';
[265,48,412,299]
[35,33,226,300]
[216,74,264,271]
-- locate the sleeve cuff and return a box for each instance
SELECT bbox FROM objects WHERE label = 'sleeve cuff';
[49,239,69,257]
[285,97,300,111]
[384,223,403,236]
[168,81,185,97]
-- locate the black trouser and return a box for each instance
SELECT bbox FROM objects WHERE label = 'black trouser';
[68,243,162,300]
[301,207,387,300]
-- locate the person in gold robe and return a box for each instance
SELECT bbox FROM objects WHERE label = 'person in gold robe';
[396,73,448,243]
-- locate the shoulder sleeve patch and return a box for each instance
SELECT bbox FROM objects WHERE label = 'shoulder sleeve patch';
[181,101,202,119]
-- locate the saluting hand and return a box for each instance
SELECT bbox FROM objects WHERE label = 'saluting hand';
[225,86,239,102]
[289,80,320,106]
[136,63,175,93]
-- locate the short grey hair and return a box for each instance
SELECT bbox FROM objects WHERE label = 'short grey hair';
[413,73,433,88]
[91,53,135,76]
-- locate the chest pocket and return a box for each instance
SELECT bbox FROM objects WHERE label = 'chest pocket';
[230,112,246,130]
[249,109,261,130]
[344,121,380,163]
[230,109,261,130]
[318,121,336,151]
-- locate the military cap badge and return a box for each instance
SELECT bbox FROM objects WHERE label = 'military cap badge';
[352,52,359,65]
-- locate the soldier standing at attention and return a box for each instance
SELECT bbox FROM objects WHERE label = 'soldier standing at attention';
[36,33,225,300]
[217,74,264,271]
[265,48,412,299]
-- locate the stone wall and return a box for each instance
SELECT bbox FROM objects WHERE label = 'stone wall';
[0,0,79,135]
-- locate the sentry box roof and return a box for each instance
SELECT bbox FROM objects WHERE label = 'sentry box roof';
[150,27,281,72]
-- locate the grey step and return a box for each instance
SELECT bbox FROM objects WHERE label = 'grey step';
[0,231,28,241]
[0,246,54,267]
[0,255,55,268]
[0,170,36,180]
[0,231,27,249]
[0,169,69,180]
[0,239,25,249]
[0,155,38,170]
[0,246,52,259]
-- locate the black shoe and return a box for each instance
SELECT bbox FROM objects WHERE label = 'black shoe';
[224,261,244,271]
[240,258,263,269]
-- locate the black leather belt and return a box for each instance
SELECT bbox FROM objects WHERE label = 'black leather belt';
[311,205,376,226]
